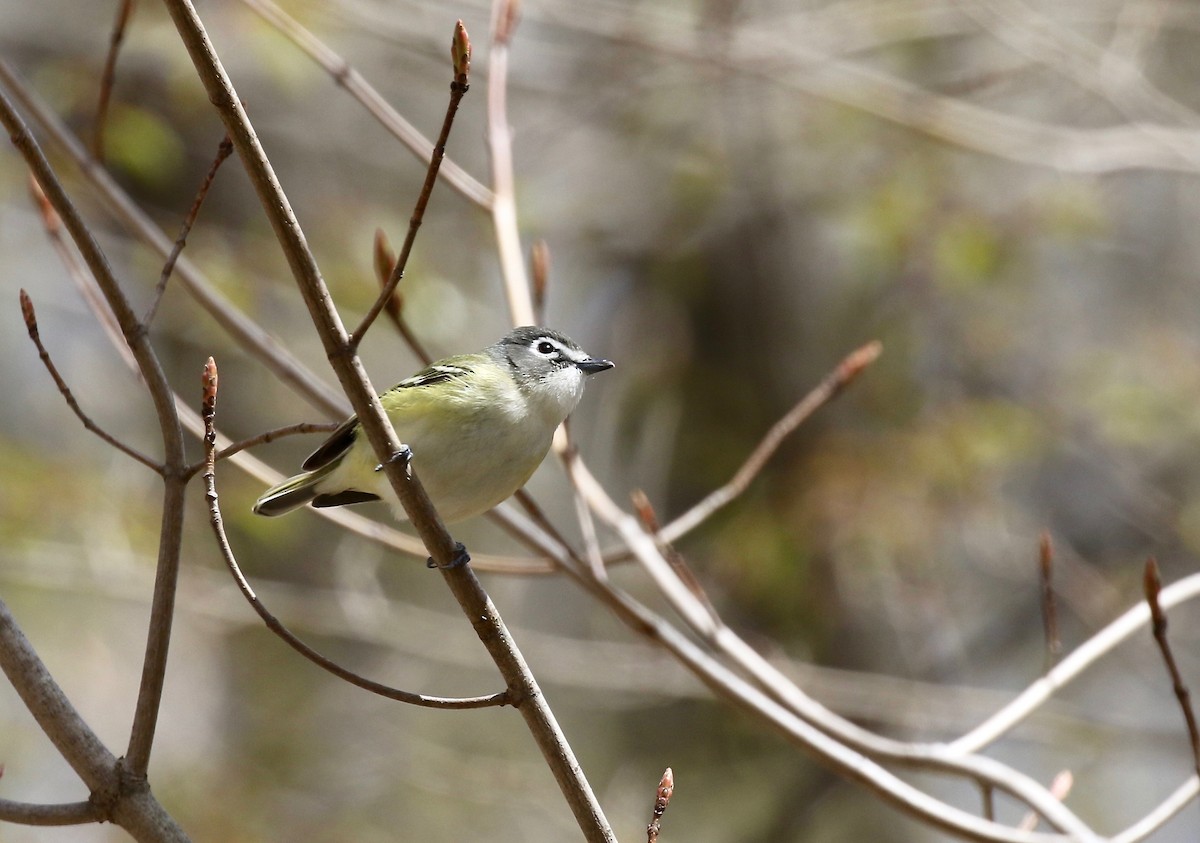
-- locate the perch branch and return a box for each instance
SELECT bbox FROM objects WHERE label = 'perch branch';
[157,3,615,838]
[200,358,507,709]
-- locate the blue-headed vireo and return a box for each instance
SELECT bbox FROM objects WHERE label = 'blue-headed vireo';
[253,326,613,523]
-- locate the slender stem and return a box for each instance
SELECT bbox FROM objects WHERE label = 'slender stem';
[93,0,136,161]
[1144,558,1200,777]
[487,0,535,326]
[19,290,162,472]
[143,134,232,328]
[0,58,349,420]
[351,23,471,349]
[659,340,882,543]
[1039,531,1061,671]
[236,0,493,209]
[0,81,189,782]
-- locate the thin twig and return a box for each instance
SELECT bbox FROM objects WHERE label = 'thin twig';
[236,0,493,208]
[0,58,349,420]
[371,228,433,364]
[0,77,191,784]
[215,421,338,462]
[143,134,233,328]
[980,782,995,821]
[659,340,882,543]
[93,0,136,161]
[19,289,162,472]
[199,358,507,709]
[1039,531,1061,671]
[1144,558,1200,778]
[563,444,607,580]
[487,0,535,325]
[952,573,1200,754]
[631,489,718,619]
[568,455,1098,838]
[531,238,550,326]
[349,21,472,349]
[1018,771,1073,832]
[646,767,674,843]
[26,173,138,375]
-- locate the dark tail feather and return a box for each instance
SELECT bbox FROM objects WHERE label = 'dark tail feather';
[253,469,325,516]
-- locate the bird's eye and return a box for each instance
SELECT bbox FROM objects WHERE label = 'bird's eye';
[536,340,557,356]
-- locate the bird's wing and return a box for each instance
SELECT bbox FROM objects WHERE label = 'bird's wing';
[299,360,475,471]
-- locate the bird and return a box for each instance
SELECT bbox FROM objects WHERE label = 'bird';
[253,326,613,523]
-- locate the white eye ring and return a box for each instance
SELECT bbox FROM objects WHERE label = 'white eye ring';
[535,340,558,356]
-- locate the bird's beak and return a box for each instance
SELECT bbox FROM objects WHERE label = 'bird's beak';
[577,357,614,375]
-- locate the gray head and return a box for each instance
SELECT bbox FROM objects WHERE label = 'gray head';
[488,326,613,422]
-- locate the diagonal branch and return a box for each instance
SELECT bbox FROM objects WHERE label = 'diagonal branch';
[157,3,615,839]
[0,82,190,781]
[350,21,471,349]
[143,133,232,328]
[1144,558,1200,778]
[201,357,508,710]
[659,340,882,543]
[19,289,162,472]
[237,0,493,209]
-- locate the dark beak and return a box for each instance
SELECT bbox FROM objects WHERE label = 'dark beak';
[577,357,614,375]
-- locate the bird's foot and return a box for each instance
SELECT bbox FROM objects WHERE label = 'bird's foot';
[427,542,471,570]
[374,444,413,473]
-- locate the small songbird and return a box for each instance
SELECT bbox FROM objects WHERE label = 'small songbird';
[253,326,613,523]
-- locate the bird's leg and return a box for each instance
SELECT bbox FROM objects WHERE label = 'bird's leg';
[374,444,413,473]
[427,542,471,570]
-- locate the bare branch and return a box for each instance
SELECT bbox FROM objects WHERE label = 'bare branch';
[0,83,190,780]
[660,340,882,543]
[0,58,349,420]
[143,134,233,328]
[0,599,189,840]
[19,288,162,472]
[1039,531,1061,671]
[0,799,103,827]
[487,0,535,325]
[236,0,493,208]
[952,572,1200,754]
[1144,558,1200,778]
[350,20,472,349]
[213,421,338,463]
[530,238,550,326]
[200,358,507,709]
[568,457,1100,838]
[158,3,615,837]
[93,0,136,161]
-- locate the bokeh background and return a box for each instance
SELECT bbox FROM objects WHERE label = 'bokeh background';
[2,0,1200,840]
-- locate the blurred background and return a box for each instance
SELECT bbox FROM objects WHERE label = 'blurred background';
[2,0,1200,839]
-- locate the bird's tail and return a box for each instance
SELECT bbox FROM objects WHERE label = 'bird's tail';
[252,462,336,517]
